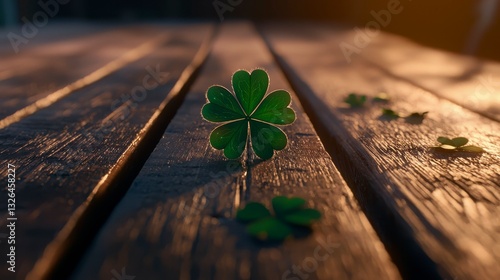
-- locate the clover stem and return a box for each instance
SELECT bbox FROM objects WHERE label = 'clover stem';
[242,126,252,201]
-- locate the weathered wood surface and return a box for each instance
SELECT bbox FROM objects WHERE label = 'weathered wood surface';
[0,24,176,126]
[0,22,102,55]
[262,23,500,280]
[0,23,213,280]
[72,22,400,280]
[359,30,500,122]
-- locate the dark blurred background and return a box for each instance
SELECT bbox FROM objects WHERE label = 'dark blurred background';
[1,0,499,61]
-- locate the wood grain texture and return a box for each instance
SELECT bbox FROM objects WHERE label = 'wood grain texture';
[262,23,500,280]
[0,23,213,280]
[72,22,400,280]
[0,22,102,56]
[358,30,500,122]
[0,24,172,121]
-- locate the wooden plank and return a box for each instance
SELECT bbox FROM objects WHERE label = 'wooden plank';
[0,22,102,55]
[0,23,111,76]
[357,30,500,122]
[0,24,174,123]
[0,23,214,280]
[261,23,500,280]
[72,22,400,280]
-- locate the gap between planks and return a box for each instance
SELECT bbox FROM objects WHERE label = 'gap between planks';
[257,24,443,280]
[259,23,500,280]
[24,26,217,280]
[0,24,215,280]
[0,28,169,129]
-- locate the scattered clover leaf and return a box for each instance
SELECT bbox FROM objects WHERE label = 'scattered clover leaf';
[201,69,296,160]
[236,202,271,222]
[435,136,485,153]
[437,136,469,148]
[458,145,486,153]
[381,108,401,120]
[344,93,367,108]
[379,108,428,124]
[373,92,390,103]
[405,112,428,125]
[246,217,292,241]
[236,196,321,241]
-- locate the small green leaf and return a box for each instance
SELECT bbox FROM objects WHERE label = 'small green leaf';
[344,93,367,107]
[250,120,288,160]
[272,196,306,217]
[236,196,321,241]
[438,137,469,148]
[437,136,453,145]
[381,108,400,119]
[202,103,245,122]
[209,120,248,159]
[458,145,485,153]
[450,137,469,147]
[435,137,484,153]
[233,69,269,115]
[246,217,292,241]
[251,90,296,125]
[202,86,245,122]
[438,136,469,147]
[236,202,271,222]
[405,112,428,125]
[283,209,322,226]
[373,92,390,102]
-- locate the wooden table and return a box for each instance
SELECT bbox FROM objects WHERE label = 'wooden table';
[0,21,499,280]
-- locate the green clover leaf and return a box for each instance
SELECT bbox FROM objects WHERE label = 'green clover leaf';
[405,112,428,125]
[435,136,485,153]
[381,108,401,120]
[283,208,322,226]
[437,136,469,147]
[379,108,428,124]
[236,196,321,241]
[202,69,296,160]
[246,217,292,241]
[235,202,271,222]
[373,92,391,103]
[272,196,306,217]
[458,145,486,153]
[344,93,367,108]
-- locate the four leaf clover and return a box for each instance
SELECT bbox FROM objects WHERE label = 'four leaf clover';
[202,69,296,160]
[436,137,485,153]
[236,196,321,241]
